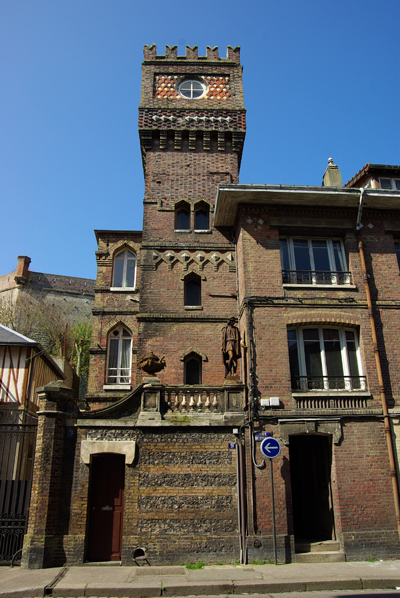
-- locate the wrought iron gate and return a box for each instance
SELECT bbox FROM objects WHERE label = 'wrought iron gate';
[0,411,37,565]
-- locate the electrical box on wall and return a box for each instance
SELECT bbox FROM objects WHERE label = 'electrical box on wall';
[260,397,280,408]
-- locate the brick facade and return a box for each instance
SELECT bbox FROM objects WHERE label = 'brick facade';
[21,46,400,569]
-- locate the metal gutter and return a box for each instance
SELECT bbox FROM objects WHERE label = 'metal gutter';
[214,184,400,227]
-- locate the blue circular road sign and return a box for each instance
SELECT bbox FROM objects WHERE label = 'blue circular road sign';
[260,437,281,459]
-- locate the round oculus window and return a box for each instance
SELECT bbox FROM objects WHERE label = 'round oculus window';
[178,80,205,99]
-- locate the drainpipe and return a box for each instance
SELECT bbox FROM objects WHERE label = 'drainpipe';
[356,190,400,539]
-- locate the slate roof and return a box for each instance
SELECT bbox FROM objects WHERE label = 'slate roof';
[0,324,37,346]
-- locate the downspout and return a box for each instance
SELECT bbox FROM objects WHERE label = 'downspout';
[233,226,248,564]
[356,188,400,539]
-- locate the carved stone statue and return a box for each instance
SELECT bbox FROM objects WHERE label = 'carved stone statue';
[221,317,241,378]
[138,351,166,377]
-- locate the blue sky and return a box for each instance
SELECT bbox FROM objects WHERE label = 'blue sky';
[1,0,399,280]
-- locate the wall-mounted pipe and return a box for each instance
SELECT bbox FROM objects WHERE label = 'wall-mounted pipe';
[356,207,400,539]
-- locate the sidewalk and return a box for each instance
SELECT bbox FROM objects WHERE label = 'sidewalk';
[2,560,400,598]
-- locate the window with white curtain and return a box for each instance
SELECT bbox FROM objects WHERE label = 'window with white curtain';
[287,327,365,391]
[107,325,132,384]
[113,249,136,289]
[280,238,349,285]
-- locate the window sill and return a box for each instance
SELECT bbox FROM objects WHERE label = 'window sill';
[194,229,212,234]
[283,283,357,290]
[174,229,192,233]
[103,384,132,391]
[110,287,137,292]
[184,306,203,310]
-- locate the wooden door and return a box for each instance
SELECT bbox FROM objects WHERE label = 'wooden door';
[86,454,125,561]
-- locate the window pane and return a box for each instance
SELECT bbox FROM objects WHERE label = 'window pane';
[185,280,201,306]
[176,208,190,229]
[280,240,290,281]
[113,256,124,287]
[380,178,392,189]
[120,339,131,383]
[332,241,345,272]
[108,338,119,383]
[293,240,311,271]
[395,242,400,269]
[186,358,201,384]
[312,241,330,271]
[126,257,136,287]
[195,209,208,230]
[303,329,323,378]
[287,330,299,388]
[395,180,400,190]
[346,332,360,378]
[323,329,344,380]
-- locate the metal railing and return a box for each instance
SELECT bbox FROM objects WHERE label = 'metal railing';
[0,412,37,565]
[282,270,351,285]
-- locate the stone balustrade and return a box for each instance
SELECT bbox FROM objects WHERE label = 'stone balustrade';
[163,385,243,414]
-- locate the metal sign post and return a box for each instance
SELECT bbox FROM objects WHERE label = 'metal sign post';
[260,437,281,565]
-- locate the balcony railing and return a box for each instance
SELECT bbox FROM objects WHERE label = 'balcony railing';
[163,385,243,414]
[282,270,351,285]
[292,375,367,392]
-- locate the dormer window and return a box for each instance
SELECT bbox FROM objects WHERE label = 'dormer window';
[178,80,205,99]
[379,178,400,190]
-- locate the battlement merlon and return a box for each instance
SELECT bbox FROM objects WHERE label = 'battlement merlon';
[143,45,241,64]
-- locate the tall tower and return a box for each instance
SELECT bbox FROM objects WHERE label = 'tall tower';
[138,45,246,386]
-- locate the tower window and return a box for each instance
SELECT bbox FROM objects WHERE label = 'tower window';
[184,275,201,306]
[195,208,209,230]
[107,325,132,384]
[176,207,190,230]
[113,249,136,288]
[185,354,202,385]
[178,80,205,99]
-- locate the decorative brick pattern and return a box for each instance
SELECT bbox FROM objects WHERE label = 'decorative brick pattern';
[154,75,230,100]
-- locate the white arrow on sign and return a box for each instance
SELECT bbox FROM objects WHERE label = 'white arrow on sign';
[260,437,281,459]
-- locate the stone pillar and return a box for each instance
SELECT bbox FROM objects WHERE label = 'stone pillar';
[21,381,74,569]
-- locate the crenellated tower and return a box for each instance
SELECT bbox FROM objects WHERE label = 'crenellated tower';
[137,45,246,386]
[138,44,246,243]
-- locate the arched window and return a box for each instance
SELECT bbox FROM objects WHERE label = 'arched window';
[107,325,132,384]
[113,249,136,288]
[194,206,209,230]
[184,274,201,306]
[185,353,202,385]
[175,202,190,230]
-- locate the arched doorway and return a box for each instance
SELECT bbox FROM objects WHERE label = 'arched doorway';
[86,453,125,561]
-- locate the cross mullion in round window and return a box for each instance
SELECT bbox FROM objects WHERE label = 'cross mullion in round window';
[113,249,136,288]
[179,80,205,99]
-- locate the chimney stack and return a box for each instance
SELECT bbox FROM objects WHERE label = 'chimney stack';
[322,157,343,187]
[14,255,31,285]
